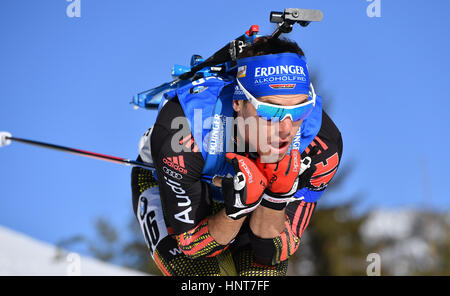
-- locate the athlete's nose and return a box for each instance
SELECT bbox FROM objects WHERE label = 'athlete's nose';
[278,117,293,140]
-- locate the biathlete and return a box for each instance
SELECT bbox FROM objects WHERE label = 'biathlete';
[131,36,343,276]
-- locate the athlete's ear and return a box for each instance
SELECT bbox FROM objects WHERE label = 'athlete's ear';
[232,100,244,113]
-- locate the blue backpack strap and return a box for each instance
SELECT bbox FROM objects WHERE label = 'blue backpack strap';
[201,83,236,179]
[163,77,235,180]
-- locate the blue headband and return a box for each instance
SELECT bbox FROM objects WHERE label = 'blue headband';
[234,53,310,100]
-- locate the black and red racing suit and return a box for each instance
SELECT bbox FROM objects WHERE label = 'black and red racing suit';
[131,96,343,276]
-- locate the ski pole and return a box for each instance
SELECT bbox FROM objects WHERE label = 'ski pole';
[0,131,154,170]
[0,131,214,183]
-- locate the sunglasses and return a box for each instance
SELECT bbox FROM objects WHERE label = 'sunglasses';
[236,79,316,122]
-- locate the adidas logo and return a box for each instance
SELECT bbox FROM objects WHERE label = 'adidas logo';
[163,156,188,175]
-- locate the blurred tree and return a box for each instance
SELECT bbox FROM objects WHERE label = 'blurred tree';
[434,219,450,275]
[288,199,369,275]
[287,159,371,275]
[121,217,162,275]
[88,218,118,262]
[56,217,121,268]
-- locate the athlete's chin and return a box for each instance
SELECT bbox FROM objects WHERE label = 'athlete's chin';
[258,144,289,163]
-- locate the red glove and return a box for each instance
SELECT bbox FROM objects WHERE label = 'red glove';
[222,153,267,220]
[256,150,312,210]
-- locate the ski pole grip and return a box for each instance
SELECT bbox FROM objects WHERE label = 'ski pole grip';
[0,132,12,147]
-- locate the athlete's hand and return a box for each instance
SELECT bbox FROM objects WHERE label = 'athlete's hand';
[222,153,267,220]
[256,150,312,210]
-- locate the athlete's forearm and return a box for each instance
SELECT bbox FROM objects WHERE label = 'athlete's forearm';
[249,206,286,238]
[208,209,246,245]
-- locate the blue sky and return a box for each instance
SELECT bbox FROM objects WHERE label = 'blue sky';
[1,0,449,255]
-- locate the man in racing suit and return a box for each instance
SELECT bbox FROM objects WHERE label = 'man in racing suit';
[131,36,343,276]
